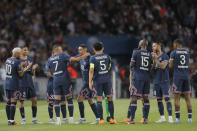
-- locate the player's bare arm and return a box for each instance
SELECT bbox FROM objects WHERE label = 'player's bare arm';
[89,63,94,90]
[19,62,33,77]
[70,52,90,62]
[169,59,174,69]
[129,70,133,92]
[152,52,168,69]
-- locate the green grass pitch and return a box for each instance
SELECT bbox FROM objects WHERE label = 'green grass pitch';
[0,99,196,131]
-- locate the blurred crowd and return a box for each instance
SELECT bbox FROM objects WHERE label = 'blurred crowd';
[0,0,197,80]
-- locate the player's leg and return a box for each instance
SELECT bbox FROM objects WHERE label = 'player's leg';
[142,80,150,124]
[141,98,145,123]
[163,83,173,123]
[54,85,62,125]
[5,90,11,125]
[60,97,68,123]
[47,93,55,123]
[31,96,39,123]
[9,90,20,125]
[183,79,192,123]
[65,84,74,123]
[173,79,182,123]
[88,98,99,119]
[19,100,26,124]
[129,95,137,124]
[153,84,166,123]
[122,97,132,123]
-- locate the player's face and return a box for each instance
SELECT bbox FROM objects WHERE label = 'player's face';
[15,52,21,59]
[152,43,158,53]
[78,47,86,56]
[22,47,28,56]
[173,43,177,49]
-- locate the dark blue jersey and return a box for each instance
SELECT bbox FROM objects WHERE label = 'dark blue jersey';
[47,53,71,84]
[90,54,111,83]
[80,56,90,84]
[45,59,53,92]
[19,57,34,88]
[153,53,170,84]
[5,57,21,90]
[170,48,190,79]
[131,50,152,80]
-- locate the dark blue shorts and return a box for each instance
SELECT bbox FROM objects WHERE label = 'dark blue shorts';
[153,82,170,99]
[46,92,65,103]
[78,84,95,99]
[5,89,21,101]
[130,79,150,97]
[94,81,112,97]
[173,78,191,94]
[19,87,37,100]
[53,82,73,97]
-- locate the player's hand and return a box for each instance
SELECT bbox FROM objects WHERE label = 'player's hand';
[26,62,33,69]
[129,85,132,92]
[32,64,39,70]
[151,52,157,59]
[89,81,93,90]
[21,62,27,67]
[84,52,90,57]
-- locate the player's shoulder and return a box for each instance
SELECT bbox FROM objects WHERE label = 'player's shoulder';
[162,53,169,58]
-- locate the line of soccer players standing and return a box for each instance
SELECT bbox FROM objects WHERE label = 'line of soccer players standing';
[4,39,192,125]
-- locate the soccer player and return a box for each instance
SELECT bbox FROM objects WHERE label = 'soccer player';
[74,44,99,124]
[129,39,152,124]
[47,45,90,125]
[89,42,117,124]
[169,39,192,123]
[18,46,40,124]
[152,42,173,123]
[5,47,32,125]
[45,56,68,124]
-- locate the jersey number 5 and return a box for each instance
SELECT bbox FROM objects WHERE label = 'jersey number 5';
[100,60,106,71]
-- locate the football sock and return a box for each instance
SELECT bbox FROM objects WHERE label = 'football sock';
[97,102,103,120]
[144,99,150,121]
[188,109,192,119]
[175,110,180,120]
[78,102,85,118]
[130,100,137,121]
[142,102,145,118]
[32,106,37,118]
[127,105,131,118]
[61,104,67,119]
[20,107,25,119]
[67,98,74,117]
[157,99,164,116]
[6,102,11,120]
[48,103,53,119]
[54,100,61,117]
[10,102,17,121]
[108,101,114,119]
[90,103,98,118]
[165,97,172,116]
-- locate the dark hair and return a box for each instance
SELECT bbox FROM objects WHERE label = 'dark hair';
[20,45,29,49]
[154,42,163,49]
[173,39,183,45]
[93,42,103,51]
[52,44,61,51]
[79,44,87,49]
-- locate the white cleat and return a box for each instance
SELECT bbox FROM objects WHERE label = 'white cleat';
[48,119,56,124]
[56,120,61,126]
[62,118,69,124]
[90,119,100,125]
[68,117,74,124]
[168,117,174,124]
[74,118,86,124]
[155,119,167,123]
[21,119,26,125]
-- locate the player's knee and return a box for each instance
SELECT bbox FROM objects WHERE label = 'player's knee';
[107,97,112,101]
[164,97,171,103]
[97,97,103,102]
[88,99,94,104]
[157,99,162,103]
[77,96,83,102]
[66,95,72,100]
[49,103,53,107]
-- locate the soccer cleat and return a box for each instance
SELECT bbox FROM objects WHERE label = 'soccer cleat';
[90,119,100,125]
[21,119,26,125]
[9,121,21,126]
[62,118,69,124]
[109,119,118,124]
[99,120,105,125]
[128,120,135,124]
[143,121,148,124]
[32,120,43,124]
[74,118,86,124]
[140,118,144,123]
[48,119,56,124]
[168,117,174,124]
[174,119,181,124]
[68,117,74,124]
[56,120,61,126]
[188,119,192,124]
[155,119,167,123]
[122,118,130,123]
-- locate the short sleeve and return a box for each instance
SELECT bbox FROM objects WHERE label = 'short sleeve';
[63,53,71,62]
[170,51,175,61]
[131,50,137,62]
[90,56,95,68]
[45,60,50,73]
[162,54,169,63]
[17,61,22,72]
